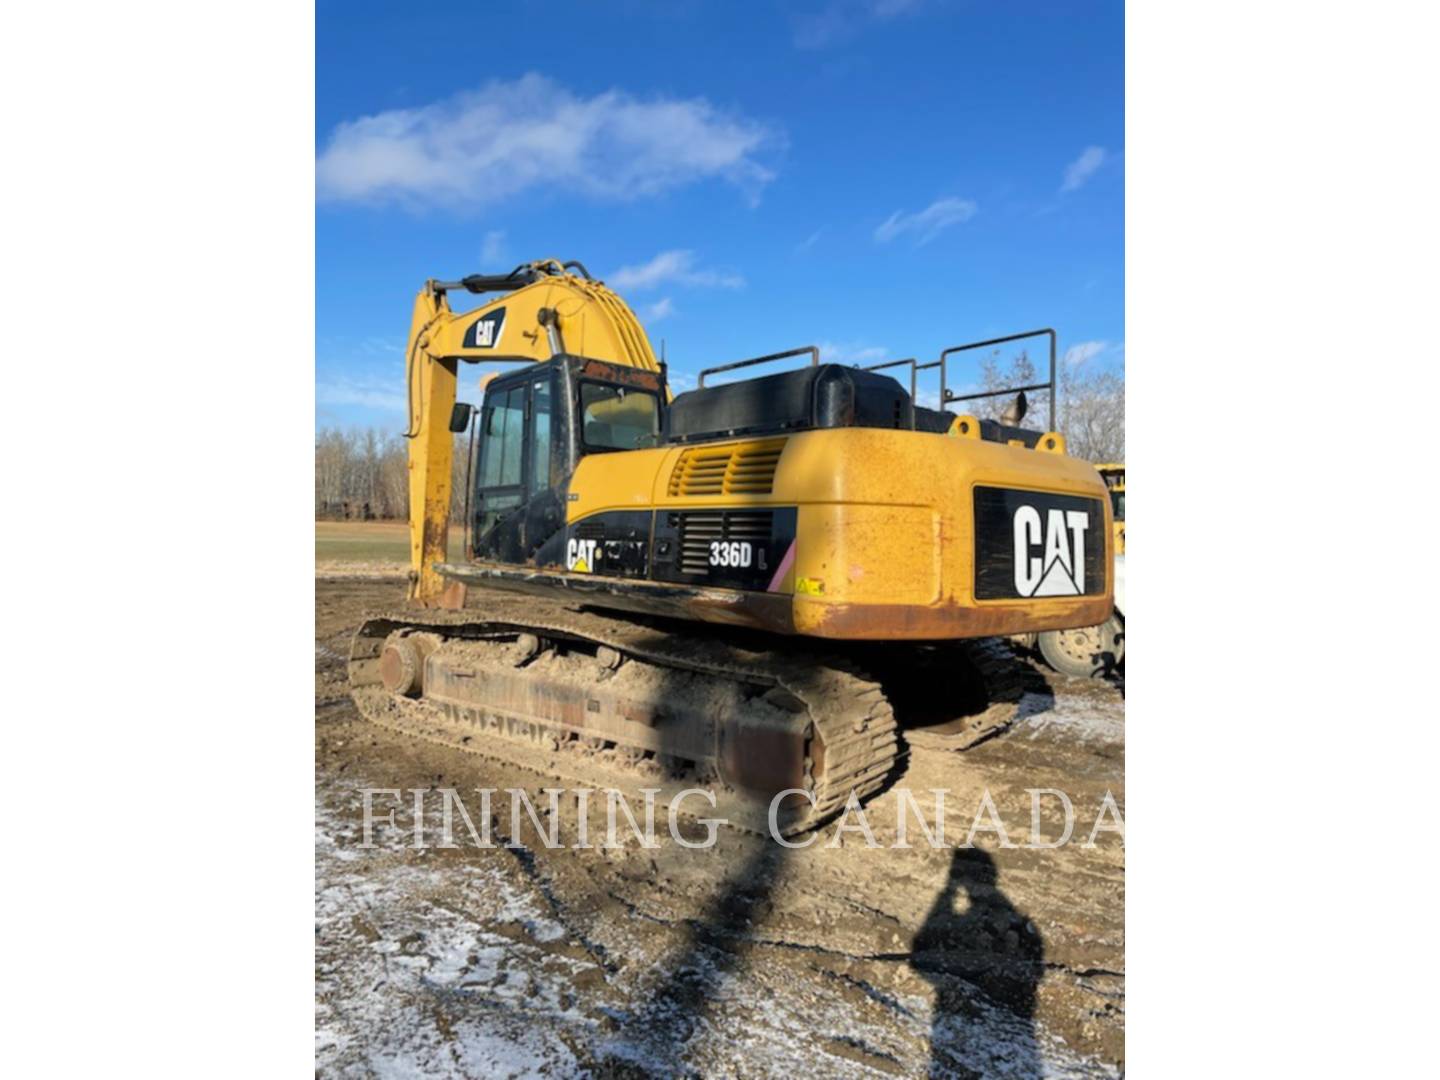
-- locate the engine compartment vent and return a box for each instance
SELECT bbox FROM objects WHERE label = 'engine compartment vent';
[667,438,786,497]
[676,510,774,575]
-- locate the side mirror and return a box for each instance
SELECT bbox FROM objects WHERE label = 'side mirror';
[448,402,474,433]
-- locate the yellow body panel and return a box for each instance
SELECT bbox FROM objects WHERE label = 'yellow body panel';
[780,430,1110,637]
[566,447,677,518]
[564,428,1113,641]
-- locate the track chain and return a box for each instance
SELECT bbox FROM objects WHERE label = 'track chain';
[349,597,897,836]
[902,638,1045,752]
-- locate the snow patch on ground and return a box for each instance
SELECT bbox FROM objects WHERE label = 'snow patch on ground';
[315,790,593,1077]
[1018,690,1125,745]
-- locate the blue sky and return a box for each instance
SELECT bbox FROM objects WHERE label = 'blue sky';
[317,0,1123,427]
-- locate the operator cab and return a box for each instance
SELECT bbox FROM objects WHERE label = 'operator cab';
[463,355,665,564]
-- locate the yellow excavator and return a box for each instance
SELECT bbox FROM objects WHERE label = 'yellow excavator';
[348,259,1114,834]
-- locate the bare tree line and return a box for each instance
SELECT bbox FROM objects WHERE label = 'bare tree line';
[316,362,1123,519]
[315,428,470,521]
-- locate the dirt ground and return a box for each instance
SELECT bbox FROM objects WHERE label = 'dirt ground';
[316,578,1124,1078]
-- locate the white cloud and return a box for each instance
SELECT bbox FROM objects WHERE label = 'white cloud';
[609,250,744,291]
[643,297,675,322]
[793,0,924,49]
[874,197,978,245]
[316,373,406,414]
[317,74,781,208]
[1061,146,1106,193]
[481,229,507,265]
[1064,340,1108,367]
[358,336,402,358]
[817,340,889,365]
[795,226,827,254]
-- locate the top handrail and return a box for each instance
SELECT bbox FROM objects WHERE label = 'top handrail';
[938,328,1057,431]
[698,345,820,388]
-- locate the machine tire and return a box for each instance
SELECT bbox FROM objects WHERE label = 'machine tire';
[1038,615,1124,679]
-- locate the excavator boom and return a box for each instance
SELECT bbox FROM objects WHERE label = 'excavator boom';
[404,259,660,601]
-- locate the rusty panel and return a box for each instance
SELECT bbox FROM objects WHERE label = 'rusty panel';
[423,656,716,760]
[437,561,797,635]
[717,719,807,798]
[795,594,1114,641]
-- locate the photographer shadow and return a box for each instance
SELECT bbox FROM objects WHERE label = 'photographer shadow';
[910,848,1045,1078]
[599,840,787,1076]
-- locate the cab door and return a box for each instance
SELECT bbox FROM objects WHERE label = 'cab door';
[473,369,559,564]
[472,377,527,562]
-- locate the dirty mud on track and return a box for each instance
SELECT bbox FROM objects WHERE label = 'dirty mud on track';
[316,578,1125,1077]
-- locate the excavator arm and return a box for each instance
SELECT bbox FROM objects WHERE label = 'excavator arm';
[403,259,660,602]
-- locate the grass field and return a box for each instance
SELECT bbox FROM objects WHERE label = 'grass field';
[315,520,464,564]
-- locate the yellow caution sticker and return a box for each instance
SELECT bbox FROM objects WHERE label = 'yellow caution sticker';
[795,576,825,596]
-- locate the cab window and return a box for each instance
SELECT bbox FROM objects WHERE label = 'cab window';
[580,383,659,451]
[529,376,553,492]
[479,386,525,488]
